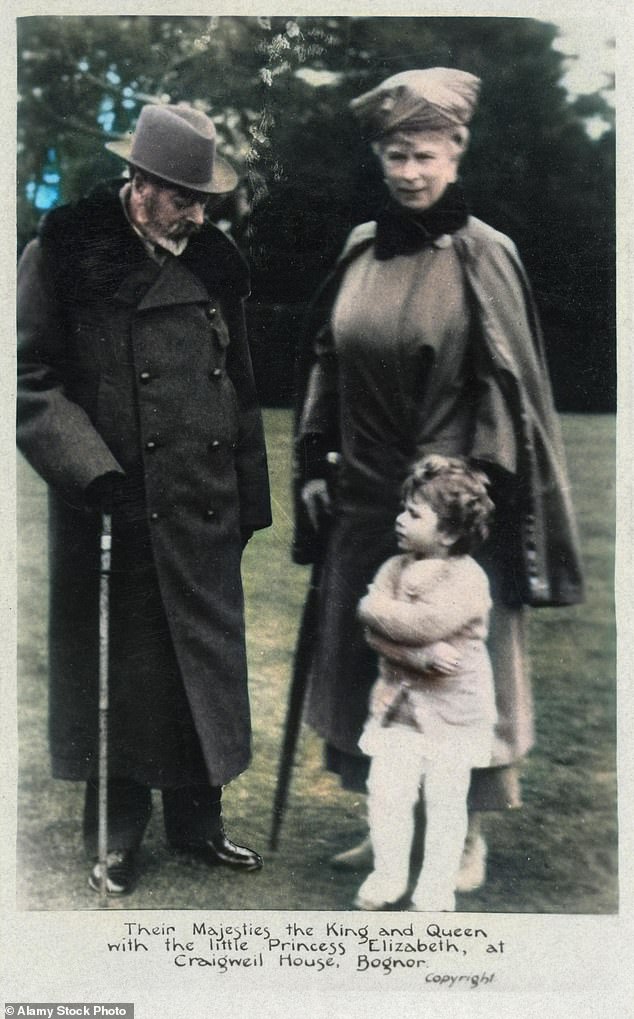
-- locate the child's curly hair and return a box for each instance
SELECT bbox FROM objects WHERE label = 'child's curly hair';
[402,454,494,556]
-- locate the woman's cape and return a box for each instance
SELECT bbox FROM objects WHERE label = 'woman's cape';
[291,217,584,608]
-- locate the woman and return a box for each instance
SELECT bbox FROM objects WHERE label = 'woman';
[292,68,583,892]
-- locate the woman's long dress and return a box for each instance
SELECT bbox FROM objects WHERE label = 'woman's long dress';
[301,225,532,808]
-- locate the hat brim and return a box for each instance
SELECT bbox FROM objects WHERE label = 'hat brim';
[105,138,238,195]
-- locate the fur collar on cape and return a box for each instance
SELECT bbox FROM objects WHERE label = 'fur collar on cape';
[38,178,250,303]
[374,182,469,260]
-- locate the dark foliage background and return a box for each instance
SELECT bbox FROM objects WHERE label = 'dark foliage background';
[17,15,616,410]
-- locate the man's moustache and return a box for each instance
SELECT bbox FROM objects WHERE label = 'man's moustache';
[174,223,202,238]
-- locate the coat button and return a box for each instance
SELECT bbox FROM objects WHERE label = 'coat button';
[139,371,151,383]
[145,440,157,451]
[210,439,220,449]
[150,511,159,521]
[211,367,223,379]
[206,306,217,319]
[205,508,216,519]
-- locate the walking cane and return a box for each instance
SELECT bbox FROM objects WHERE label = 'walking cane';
[97,511,113,905]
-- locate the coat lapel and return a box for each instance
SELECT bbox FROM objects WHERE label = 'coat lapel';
[135,257,210,310]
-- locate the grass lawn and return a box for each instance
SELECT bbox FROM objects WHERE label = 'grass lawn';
[15,411,617,913]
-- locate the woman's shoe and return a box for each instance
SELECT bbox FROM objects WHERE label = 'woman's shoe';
[330,835,373,870]
[455,834,487,893]
[88,849,137,895]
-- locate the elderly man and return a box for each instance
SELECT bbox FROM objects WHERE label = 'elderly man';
[17,104,272,895]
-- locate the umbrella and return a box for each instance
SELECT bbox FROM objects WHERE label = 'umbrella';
[269,563,321,851]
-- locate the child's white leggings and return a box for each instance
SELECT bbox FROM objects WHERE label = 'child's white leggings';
[358,727,473,910]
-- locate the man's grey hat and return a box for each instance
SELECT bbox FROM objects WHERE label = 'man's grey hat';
[106,103,237,194]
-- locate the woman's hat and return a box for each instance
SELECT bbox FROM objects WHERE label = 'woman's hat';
[105,104,237,194]
[350,68,481,139]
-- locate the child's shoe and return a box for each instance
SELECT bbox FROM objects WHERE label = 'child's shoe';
[354,891,392,910]
[411,892,455,912]
[354,872,405,910]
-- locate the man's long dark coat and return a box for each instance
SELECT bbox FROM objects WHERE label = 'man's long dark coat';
[17,180,271,788]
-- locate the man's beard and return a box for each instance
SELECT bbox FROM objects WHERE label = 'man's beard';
[141,218,199,256]
[139,194,201,256]
[150,231,193,256]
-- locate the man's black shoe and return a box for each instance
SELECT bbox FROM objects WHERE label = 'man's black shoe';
[172,832,263,871]
[88,849,137,895]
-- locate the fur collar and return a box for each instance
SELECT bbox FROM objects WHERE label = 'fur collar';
[374,182,469,260]
[38,178,250,303]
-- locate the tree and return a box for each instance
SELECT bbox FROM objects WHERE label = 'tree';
[17,15,615,409]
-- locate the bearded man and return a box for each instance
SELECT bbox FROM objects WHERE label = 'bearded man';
[17,104,272,895]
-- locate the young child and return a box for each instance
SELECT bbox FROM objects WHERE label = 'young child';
[355,454,496,912]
